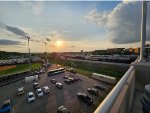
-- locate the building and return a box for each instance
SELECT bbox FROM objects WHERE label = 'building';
[128,48,134,53]
[133,47,140,54]
[107,48,125,54]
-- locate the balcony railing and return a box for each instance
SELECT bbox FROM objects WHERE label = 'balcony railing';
[94,65,135,113]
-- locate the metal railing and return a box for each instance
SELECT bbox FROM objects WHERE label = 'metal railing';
[94,65,135,113]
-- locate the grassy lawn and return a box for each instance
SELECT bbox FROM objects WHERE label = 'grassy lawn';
[62,65,92,77]
[0,63,42,76]
[49,59,129,78]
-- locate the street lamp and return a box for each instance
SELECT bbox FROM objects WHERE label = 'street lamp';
[26,36,31,73]
[43,38,50,76]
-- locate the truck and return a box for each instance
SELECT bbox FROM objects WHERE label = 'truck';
[25,75,39,82]
[92,73,116,84]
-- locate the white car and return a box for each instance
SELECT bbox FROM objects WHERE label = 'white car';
[43,86,50,94]
[36,88,44,97]
[56,82,63,89]
[17,87,24,96]
[27,92,35,102]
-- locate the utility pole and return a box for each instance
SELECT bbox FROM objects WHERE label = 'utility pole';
[140,1,147,61]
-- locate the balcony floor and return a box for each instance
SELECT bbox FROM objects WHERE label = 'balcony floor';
[130,89,143,113]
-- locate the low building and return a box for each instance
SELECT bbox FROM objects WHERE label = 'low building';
[133,47,140,54]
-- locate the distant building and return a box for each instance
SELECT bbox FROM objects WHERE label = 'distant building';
[134,47,140,54]
[129,48,134,53]
[107,48,125,53]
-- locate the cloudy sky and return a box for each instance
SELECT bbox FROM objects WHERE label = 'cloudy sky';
[0,1,150,53]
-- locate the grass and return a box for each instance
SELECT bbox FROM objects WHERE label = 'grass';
[62,65,92,77]
[0,63,42,76]
[49,59,129,78]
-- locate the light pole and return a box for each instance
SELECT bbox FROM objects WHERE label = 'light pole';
[44,38,50,76]
[44,41,48,76]
[26,36,31,73]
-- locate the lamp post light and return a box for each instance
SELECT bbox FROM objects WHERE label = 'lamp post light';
[43,38,50,76]
[26,36,31,73]
[44,41,48,76]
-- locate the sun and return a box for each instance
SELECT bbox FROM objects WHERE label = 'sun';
[55,40,63,47]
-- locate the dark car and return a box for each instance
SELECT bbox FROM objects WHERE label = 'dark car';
[56,82,63,89]
[33,82,40,90]
[73,77,79,81]
[87,88,99,95]
[64,79,71,85]
[68,74,74,77]
[94,84,106,90]
[68,78,75,83]
[77,92,93,105]
[0,100,11,113]
[50,79,56,83]
[57,106,70,113]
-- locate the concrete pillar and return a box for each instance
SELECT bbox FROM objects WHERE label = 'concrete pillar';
[140,1,147,61]
[132,62,150,91]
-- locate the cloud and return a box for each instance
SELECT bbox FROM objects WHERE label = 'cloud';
[19,1,44,17]
[0,23,27,37]
[46,38,51,41]
[85,8,109,26]
[0,23,41,43]
[5,25,27,37]
[0,39,22,46]
[86,1,150,44]
[32,2,44,17]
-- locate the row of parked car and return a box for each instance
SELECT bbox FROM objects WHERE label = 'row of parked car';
[49,73,106,113]
[16,82,50,103]
[49,74,80,89]
[31,82,70,113]
[76,84,106,106]
[63,75,79,84]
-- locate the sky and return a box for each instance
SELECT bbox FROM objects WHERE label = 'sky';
[0,1,150,53]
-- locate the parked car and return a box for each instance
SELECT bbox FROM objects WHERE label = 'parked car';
[36,88,44,97]
[68,78,75,83]
[69,68,76,74]
[87,88,98,95]
[68,74,74,77]
[77,92,93,105]
[17,87,24,96]
[73,77,79,81]
[64,79,71,85]
[50,79,56,83]
[63,76,69,79]
[33,82,40,90]
[56,82,63,89]
[43,86,50,94]
[57,106,70,113]
[0,100,11,113]
[27,92,35,102]
[94,84,106,90]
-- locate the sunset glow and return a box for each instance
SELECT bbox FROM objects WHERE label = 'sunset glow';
[55,40,63,47]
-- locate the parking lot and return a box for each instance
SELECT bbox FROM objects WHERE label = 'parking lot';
[0,64,113,113]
